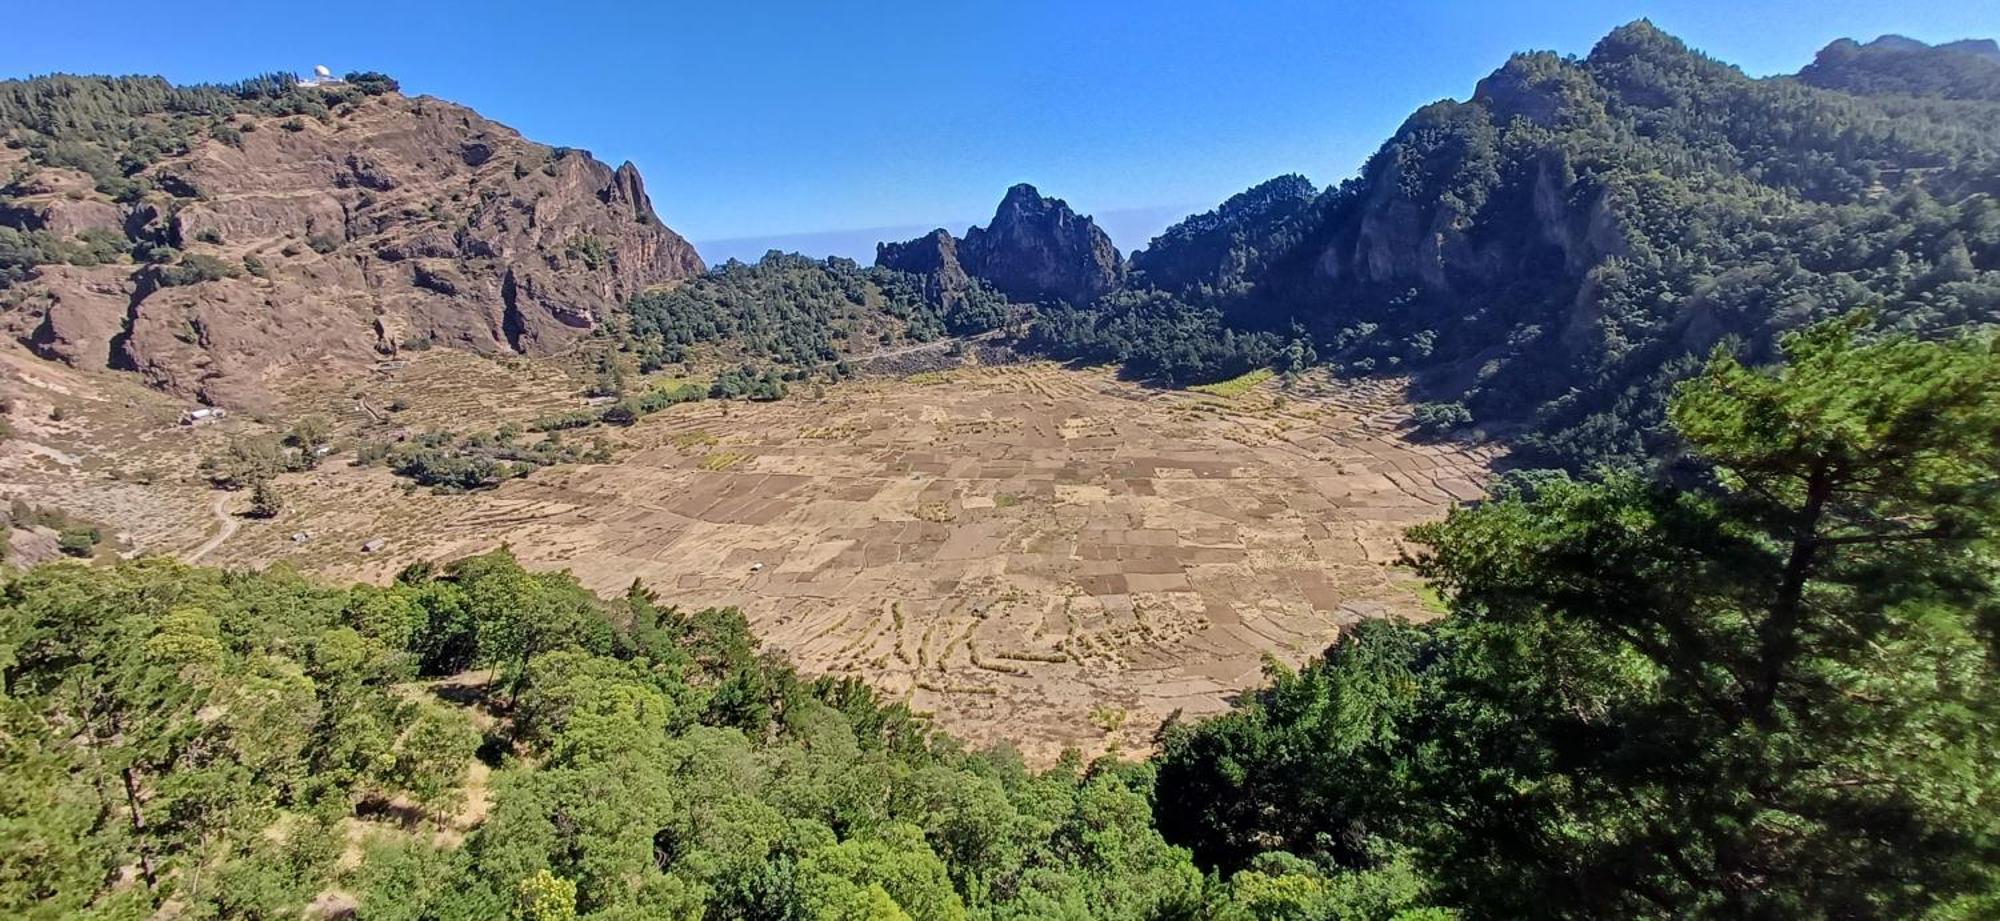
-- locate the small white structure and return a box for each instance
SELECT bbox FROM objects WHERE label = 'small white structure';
[297,66,345,88]
[361,537,387,553]
[749,561,765,573]
[179,406,227,426]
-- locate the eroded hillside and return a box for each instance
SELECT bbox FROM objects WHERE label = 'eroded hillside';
[1,74,703,409]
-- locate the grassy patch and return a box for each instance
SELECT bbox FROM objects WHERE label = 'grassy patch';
[673,430,719,451]
[1404,580,1449,614]
[698,451,749,472]
[1189,367,1275,398]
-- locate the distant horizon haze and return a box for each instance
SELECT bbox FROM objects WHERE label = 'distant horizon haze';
[9,0,1999,255]
[693,202,1202,264]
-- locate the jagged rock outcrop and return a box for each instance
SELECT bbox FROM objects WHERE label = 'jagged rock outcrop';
[3,89,703,408]
[875,228,966,285]
[876,184,1122,306]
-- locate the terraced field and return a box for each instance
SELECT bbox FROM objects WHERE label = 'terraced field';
[3,350,1492,759]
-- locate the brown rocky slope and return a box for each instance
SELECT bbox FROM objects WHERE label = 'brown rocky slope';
[3,88,703,409]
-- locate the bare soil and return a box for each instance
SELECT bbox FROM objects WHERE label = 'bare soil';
[1,347,1493,761]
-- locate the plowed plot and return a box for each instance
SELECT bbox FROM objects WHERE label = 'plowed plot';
[201,363,1488,758]
[9,352,1491,760]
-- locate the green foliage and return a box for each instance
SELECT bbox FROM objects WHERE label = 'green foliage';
[1024,288,1281,386]
[1799,36,2000,101]
[54,527,99,557]
[0,225,129,287]
[247,477,284,519]
[1107,21,2000,470]
[343,71,402,96]
[1407,401,1470,435]
[622,252,1005,375]
[1156,318,2000,917]
[0,72,331,209]
[153,252,241,287]
[709,364,788,401]
[0,556,477,918]
[1131,174,1321,296]
[373,428,605,492]
[201,433,303,488]
[284,414,333,457]
[0,549,1234,920]
[566,234,611,271]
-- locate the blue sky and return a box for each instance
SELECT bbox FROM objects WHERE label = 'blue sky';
[11,1,1999,262]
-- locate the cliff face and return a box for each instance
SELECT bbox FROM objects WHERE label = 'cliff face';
[876,184,1121,306]
[4,89,703,408]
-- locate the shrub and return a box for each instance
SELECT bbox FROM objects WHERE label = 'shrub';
[1409,401,1472,435]
[56,527,100,557]
[306,233,342,254]
[210,121,244,148]
[155,253,242,287]
[343,72,401,96]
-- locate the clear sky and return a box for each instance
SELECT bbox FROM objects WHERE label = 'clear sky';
[10,1,1999,262]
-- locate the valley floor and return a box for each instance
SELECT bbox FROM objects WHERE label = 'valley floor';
[2,349,1492,759]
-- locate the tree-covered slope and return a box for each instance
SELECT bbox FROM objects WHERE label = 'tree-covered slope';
[617,251,1010,375]
[0,551,1435,921]
[1121,21,2000,468]
[7,314,1994,920]
[1127,174,1320,297]
[1799,35,2000,101]
[1154,317,2000,918]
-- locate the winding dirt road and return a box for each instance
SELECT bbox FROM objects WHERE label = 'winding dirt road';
[183,493,239,563]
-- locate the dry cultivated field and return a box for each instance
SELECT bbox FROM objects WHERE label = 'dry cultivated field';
[3,349,1494,759]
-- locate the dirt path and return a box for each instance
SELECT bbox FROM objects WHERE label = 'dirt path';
[849,330,1002,363]
[183,493,239,563]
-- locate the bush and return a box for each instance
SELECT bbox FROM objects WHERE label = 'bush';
[1410,401,1473,435]
[343,72,400,96]
[710,365,787,402]
[155,253,242,287]
[210,121,244,148]
[306,233,342,254]
[56,527,100,557]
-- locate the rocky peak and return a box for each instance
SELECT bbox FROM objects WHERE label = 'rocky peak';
[877,184,1121,307]
[876,228,964,282]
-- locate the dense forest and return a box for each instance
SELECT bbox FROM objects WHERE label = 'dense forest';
[616,252,1012,376]
[7,315,1995,919]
